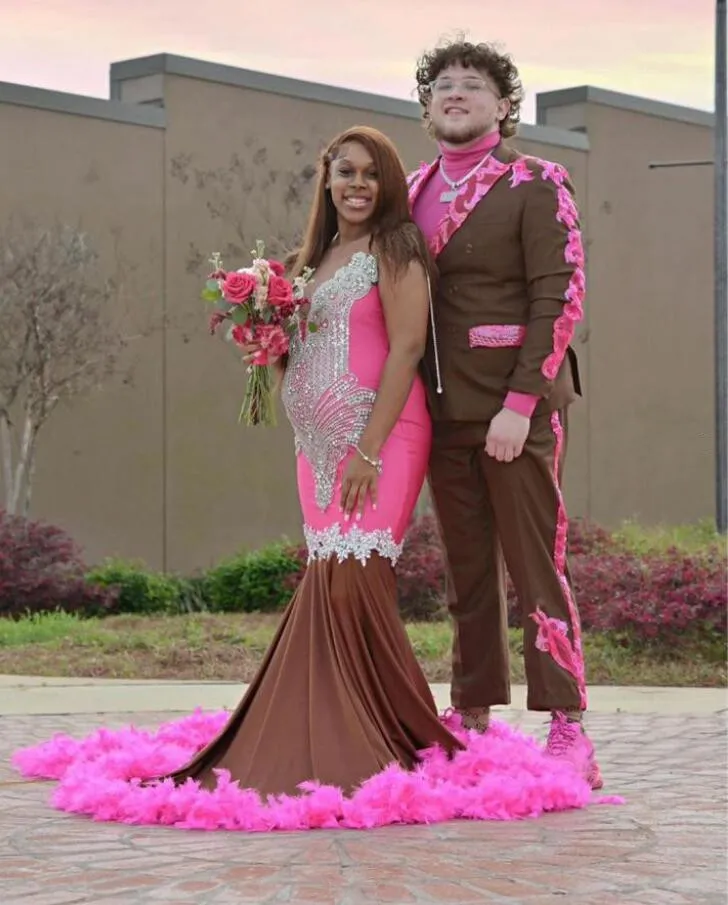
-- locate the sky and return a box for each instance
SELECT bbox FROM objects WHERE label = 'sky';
[0,0,716,122]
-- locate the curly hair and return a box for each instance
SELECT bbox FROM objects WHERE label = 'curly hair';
[415,39,524,139]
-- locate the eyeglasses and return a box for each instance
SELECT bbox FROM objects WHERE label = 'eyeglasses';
[429,77,495,96]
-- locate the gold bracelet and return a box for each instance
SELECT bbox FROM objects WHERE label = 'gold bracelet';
[355,445,383,474]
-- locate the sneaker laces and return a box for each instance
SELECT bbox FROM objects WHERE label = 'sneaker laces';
[545,714,580,756]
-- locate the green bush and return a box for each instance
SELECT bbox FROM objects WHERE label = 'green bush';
[86,559,183,615]
[205,544,304,613]
[176,574,212,613]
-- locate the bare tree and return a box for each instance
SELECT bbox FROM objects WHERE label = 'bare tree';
[0,220,129,516]
[171,136,318,274]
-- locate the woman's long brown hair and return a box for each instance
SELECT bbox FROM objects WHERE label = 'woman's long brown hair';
[289,125,435,284]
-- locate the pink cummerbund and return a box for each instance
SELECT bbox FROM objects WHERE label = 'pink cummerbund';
[468,324,526,349]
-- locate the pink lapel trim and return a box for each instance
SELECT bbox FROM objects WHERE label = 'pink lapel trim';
[407,159,439,210]
[429,155,512,258]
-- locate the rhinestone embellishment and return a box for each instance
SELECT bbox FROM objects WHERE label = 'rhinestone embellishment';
[304,523,404,566]
[281,252,379,510]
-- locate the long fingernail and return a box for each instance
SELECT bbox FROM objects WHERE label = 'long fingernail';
[356,512,362,521]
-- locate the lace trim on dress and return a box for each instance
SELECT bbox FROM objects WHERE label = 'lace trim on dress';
[304,523,403,567]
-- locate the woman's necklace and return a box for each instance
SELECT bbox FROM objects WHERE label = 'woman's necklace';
[439,149,493,203]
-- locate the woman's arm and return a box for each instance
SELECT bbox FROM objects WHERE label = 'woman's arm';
[340,256,429,518]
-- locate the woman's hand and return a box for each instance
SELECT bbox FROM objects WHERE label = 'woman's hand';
[240,342,281,368]
[240,342,262,364]
[340,451,379,521]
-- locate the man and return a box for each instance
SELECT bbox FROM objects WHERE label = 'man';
[408,39,601,788]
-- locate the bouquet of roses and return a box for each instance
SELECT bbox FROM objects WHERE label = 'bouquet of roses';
[202,242,312,426]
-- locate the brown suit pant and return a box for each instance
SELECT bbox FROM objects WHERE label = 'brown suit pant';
[428,410,585,712]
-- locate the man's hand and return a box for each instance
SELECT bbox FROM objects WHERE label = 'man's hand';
[485,408,531,463]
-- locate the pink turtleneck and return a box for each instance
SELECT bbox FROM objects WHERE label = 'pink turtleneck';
[413,129,501,243]
[412,130,539,419]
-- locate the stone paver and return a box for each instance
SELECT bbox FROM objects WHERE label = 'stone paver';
[1,710,726,904]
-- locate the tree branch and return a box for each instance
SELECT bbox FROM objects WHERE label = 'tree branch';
[0,218,132,515]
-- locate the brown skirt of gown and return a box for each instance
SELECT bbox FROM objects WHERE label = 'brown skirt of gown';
[169,553,462,797]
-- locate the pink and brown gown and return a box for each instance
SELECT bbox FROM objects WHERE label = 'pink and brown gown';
[11,253,613,826]
[169,251,461,796]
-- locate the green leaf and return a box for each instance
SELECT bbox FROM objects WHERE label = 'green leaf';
[231,306,249,325]
[206,279,220,292]
[307,322,318,333]
[201,288,221,302]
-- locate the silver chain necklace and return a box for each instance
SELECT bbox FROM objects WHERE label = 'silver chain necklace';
[439,149,493,203]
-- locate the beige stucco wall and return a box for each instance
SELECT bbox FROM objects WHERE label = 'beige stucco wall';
[0,63,716,573]
[541,101,714,526]
[0,101,165,567]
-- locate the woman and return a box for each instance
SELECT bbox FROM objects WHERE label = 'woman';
[166,125,463,796]
[13,128,605,830]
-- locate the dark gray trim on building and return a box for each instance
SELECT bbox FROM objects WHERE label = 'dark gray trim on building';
[110,53,420,118]
[518,122,589,150]
[110,53,590,151]
[0,81,166,128]
[537,85,714,129]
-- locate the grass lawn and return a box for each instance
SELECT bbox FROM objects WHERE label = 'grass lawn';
[0,611,724,687]
[611,518,726,556]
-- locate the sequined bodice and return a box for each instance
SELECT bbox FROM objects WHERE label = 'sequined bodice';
[281,252,379,511]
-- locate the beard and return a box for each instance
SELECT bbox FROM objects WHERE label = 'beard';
[431,117,498,146]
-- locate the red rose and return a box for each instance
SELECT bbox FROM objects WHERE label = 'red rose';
[223,271,257,304]
[268,260,285,277]
[267,274,293,307]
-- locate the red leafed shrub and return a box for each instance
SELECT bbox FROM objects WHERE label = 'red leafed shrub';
[0,510,117,618]
[570,549,727,644]
[399,514,726,644]
[566,518,617,556]
[396,515,447,621]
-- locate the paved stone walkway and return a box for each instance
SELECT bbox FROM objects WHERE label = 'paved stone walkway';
[1,710,726,904]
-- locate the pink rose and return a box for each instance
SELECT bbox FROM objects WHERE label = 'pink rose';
[267,274,294,307]
[268,260,285,277]
[223,271,257,304]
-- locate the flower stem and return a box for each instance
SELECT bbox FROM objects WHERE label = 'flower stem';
[239,365,277,427]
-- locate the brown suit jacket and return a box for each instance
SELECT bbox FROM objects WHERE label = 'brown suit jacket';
[408,142,584,424]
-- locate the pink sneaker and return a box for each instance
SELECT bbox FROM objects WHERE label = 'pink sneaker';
[545,712,603,790]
